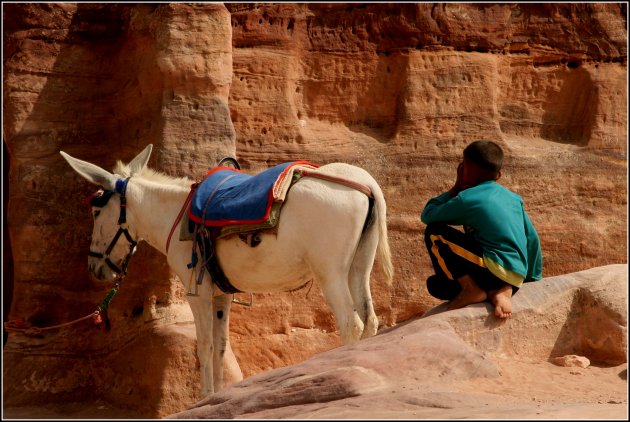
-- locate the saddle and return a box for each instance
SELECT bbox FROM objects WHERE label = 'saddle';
[182,160,319,294]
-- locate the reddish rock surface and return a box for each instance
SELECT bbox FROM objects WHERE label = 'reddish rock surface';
[173,264,630,419]
[3,3,235,417]
[2,3,627,418]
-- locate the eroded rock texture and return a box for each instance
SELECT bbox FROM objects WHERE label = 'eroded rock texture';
[3,3,235,417]
[225,0,627,380]
[170,264,628,419]
[3,2,627,417]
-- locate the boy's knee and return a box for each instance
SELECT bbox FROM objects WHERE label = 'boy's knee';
[426,274,458,300]
[424,222,448,241]
[426,275,441,296]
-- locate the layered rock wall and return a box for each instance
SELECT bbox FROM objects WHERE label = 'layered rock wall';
[225,1,627,378]
[3,3,235,417]
[3,2,627,417]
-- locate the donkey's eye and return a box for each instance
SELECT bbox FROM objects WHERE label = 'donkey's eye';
[93,209,101,218]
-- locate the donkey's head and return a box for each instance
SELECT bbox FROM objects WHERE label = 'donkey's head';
[60,144,153,281]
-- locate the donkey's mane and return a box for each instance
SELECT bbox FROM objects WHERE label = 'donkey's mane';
[113,160,192,189]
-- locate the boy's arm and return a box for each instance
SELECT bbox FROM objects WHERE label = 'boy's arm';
[421,162,469,224]
[420,191,466,225]
[524,211,543,281]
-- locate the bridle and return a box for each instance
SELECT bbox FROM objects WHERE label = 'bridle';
[87,177,138,278]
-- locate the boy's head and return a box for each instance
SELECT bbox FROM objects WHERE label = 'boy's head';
[462,140,503,183]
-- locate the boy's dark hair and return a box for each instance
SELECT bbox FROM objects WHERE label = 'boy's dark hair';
[463,140,503,175]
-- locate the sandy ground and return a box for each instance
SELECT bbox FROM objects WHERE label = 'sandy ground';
[3,360,627,419]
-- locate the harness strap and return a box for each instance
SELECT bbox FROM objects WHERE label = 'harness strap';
[166,182,199,254]
[200,173,239,226]
[166,173,238,254]
[295,169,373,198]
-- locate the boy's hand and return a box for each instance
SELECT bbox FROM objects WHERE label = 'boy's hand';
[448,162,467,196]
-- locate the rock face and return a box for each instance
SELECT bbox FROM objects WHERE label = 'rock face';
[169,264,628,419]
[2,2,627,418]
[224,2,627,379]
[3,3,235,417]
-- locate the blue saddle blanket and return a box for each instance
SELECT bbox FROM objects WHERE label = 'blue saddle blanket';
[188,161,315,227]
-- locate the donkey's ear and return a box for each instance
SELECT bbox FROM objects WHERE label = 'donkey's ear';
[60,151,117,190]
[127,144,153,176]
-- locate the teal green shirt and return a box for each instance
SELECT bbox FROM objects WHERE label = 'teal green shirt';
[421,181,542,282]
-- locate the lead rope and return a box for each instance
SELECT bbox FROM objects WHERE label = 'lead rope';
[4,276,124,337]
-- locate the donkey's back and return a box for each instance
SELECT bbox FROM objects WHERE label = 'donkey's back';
[216,162,393,343]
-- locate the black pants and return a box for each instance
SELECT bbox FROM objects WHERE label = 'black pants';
[424,223,518,301]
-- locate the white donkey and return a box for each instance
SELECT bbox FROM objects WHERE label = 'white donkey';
[60,144,393,396]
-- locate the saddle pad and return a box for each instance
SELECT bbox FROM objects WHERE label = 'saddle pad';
[188,160,318,227]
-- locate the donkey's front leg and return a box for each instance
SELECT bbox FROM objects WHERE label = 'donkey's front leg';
[212,293,235,392]
[186,289,215,397]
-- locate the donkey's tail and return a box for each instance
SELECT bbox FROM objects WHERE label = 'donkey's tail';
[370,181,394,285]
[299,165,393,285]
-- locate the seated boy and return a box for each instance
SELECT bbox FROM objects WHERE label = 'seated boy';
[420,140,542,318]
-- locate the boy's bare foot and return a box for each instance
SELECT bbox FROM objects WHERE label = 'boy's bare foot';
[446,274,487,310]
[489,284,513,318]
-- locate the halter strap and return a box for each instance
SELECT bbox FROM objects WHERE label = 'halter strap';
[88,177,137,276]
[115,177,130,225]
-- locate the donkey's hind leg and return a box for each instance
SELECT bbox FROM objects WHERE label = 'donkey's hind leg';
[349,219,379,339]
[316,268,364,344]
[211,293,243,392]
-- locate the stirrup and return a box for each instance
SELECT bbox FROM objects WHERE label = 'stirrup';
[186,269,200,297]
[186,284,200,297]
[232,292,253,307]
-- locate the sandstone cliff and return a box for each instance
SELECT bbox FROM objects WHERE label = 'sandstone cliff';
[2,3,627,417]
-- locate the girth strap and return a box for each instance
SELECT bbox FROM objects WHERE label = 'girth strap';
[184,172,243,294]
[190,225,242,294]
